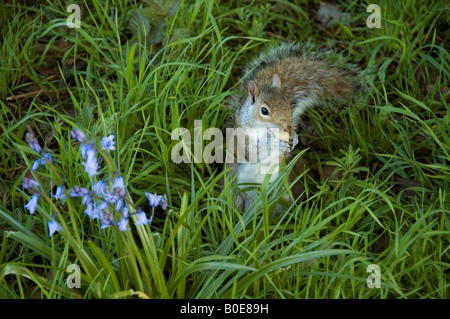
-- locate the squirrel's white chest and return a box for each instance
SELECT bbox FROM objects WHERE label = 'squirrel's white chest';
[236,159,281,186]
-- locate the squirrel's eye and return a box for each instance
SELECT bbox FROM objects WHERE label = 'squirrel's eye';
[261,107,269,116]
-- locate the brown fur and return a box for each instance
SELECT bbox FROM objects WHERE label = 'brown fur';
[249,57,354,106]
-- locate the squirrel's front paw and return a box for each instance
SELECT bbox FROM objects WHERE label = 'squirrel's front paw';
[278,133,298,153]
[271,130,298,153]
[277,140,292,153]
[289,132,299,150]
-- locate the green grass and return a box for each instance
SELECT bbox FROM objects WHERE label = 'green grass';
[0,0,449,299]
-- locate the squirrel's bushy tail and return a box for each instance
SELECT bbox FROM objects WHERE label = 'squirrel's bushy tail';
[242,42,364,125]
[242,41,321,80]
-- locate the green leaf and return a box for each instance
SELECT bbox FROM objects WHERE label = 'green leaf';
[377,57,394,84]
[129,9,151,38]
[87,240,121,294]
[0,263,81,299]
[141,0,181,19]
[6,231,61,261]
[139,7,166,23]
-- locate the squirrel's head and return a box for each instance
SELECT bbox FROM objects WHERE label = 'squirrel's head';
[246,74,294,134]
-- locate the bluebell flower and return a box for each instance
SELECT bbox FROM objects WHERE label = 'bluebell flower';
[70,129,87,143]
[83,202,98,219]
[122,204,129,218]
[48,215,62,237]
[82,148,99,177]
[94,201,109,218]
[24,193,40,215]
[82,194,92,205]
[32,158,45,171]
[80,142,95,160]
[25,133,42,154]
[101,135,116,151]
[160,195,167,210]
[112,176,125,195]
[22,177,40,190]
[116,216,130,232]
[135,208,149,226]
[115,204,130,231]
[107,176,126,203]
[100,212,114,229]
[51,185,66,200]
[115,199,124,212]
[69,185,90,197]
[145,192,161,207]
[92,180,108,197]
[32,153,53,171]
[145,192,167,210]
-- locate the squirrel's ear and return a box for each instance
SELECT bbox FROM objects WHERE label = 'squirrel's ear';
[272,74,281,89]
[248,81,260,104]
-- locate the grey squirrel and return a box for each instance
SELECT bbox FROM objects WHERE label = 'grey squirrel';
[228,42,363,211]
